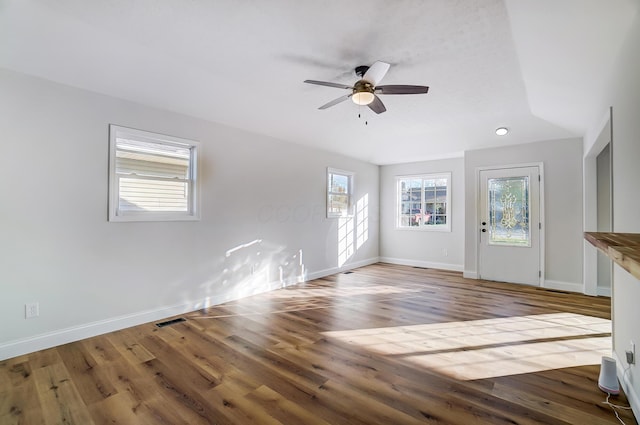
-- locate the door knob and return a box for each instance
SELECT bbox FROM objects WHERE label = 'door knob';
[481,221,487,226]
[481,229,487,232]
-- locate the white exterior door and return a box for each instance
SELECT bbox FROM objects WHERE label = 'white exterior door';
[478,166,542,286]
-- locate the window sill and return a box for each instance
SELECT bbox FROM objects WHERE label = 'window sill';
[109,213,200,223]
[396,226,451,233]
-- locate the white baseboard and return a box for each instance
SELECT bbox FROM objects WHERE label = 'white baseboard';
[0,279,285,362]
[597,286,612,297]
[543,279,584,293]
[379,257,463,272]
[1,258,384,361]
[305,257,380,281]
[459,273,583,293]
[463,270,478,279]
[614,351,640,420]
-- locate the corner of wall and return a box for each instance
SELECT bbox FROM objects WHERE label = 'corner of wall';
[614,351,640,421]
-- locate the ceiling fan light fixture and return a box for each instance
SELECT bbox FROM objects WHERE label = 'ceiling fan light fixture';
[495,127,509,136]
[352,91,375,106]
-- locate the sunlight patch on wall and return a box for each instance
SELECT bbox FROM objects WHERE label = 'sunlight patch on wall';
[356,194,369,249]
[338,216,354,267]
[189,240,306,312]
[323,313,611,380]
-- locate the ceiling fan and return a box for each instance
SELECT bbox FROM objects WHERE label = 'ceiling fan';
[304,61,429,114]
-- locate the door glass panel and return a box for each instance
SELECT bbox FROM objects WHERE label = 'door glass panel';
[488,176,530,247]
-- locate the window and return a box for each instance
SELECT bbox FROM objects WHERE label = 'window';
[397,172,451,231]
[108,125,199,222]
[327,168,353,218]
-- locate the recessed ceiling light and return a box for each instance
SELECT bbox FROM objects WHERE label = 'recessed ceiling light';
[495,127,509,136]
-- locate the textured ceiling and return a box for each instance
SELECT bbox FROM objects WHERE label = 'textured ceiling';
[0,0,637,164]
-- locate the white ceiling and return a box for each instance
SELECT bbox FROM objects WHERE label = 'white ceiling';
[1,0,637,164]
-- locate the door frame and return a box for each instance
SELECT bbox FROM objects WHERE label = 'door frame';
[583,107,613,296]
[475,162,545,286]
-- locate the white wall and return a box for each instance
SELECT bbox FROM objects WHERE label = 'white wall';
[379,157,464,271]
[464,138,584,290]
[0,69,379,360]
[591,8,640,417]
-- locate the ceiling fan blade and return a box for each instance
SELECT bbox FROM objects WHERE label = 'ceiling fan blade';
[362,61,390,85]
[319,93,352,110]
[375,85,430,95]
[367,95,386,114]
[304,80,353,90]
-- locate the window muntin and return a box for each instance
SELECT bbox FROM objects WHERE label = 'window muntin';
[109,125,199,222]
[397,173,451,231]
[327,168,354,218]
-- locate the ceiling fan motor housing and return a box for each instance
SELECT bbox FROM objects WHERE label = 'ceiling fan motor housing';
[353,80,374,95]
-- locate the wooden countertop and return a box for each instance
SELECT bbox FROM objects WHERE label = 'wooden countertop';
[585,232,640,280]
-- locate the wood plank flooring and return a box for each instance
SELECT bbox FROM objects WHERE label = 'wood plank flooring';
[1,263,636,424]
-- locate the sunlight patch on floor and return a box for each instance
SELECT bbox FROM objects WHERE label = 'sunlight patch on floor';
[323,313,611,380]
[264,284,428,299]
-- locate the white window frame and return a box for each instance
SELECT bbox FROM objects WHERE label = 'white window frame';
[327,168,354,218]
[108,125,200,222]
[396,172,451,232]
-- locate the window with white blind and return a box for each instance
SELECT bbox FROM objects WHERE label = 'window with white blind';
[108,125,199,222]
[396,172,451,231]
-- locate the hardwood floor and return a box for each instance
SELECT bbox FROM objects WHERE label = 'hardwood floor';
[1,263,636,424]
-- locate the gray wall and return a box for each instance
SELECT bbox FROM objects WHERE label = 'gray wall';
[0,69,379,359]
[379,157,465,270]
[464,138,584,288]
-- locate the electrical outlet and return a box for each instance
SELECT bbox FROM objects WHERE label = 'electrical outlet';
[442,248,448,257]
[630,341,636,365]
[25,302,39,319]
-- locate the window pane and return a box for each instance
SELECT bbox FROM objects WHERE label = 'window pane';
[119,178,188,212]
[116,139,190,179]
[327,169,353,217]
[330,173,349,194]
[116,152,189,179]
[109,125,198,221]
[488,176,530,246]
[328,194,348,214]
[397,173,451,231]
[424,188,436,203]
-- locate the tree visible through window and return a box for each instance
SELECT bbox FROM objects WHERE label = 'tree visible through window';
[109,125,199,222]
[397,173,451,231]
